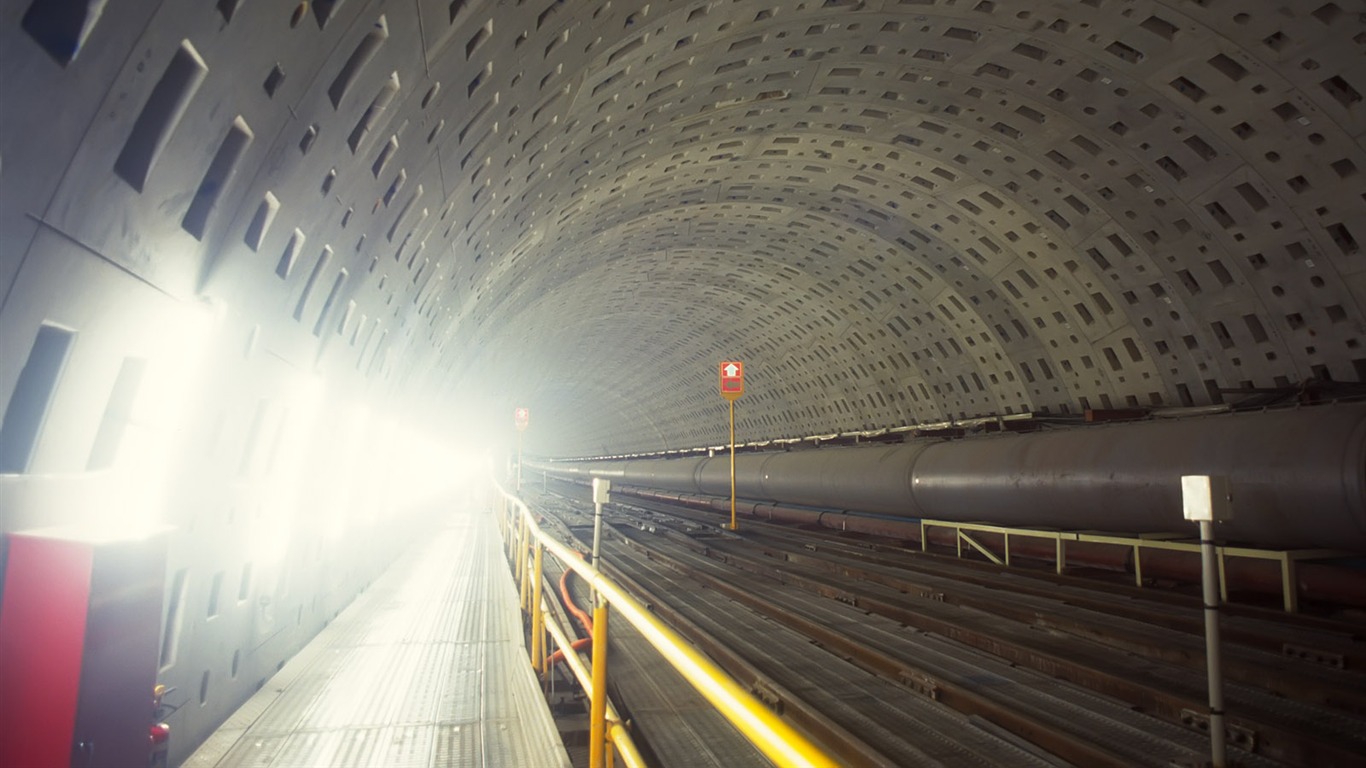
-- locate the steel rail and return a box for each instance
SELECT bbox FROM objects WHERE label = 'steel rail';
[610,504,1365,767]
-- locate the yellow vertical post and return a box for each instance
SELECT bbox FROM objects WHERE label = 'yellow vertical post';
[1282,555,1298,613]
[1217,547,1229,604]
[517,514,530,612]
[589,601,610,768]
[531,543,545,669]
[517,430,523,492]
[519,560,528,613]
[729,398,737,531]
[513,510,521,566]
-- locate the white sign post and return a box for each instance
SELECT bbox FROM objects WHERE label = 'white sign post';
[1182,474,1233,768]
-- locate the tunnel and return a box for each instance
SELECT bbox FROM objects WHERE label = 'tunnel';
[1,1,1363,766]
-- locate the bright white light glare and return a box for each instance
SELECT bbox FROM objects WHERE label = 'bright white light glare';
[119,297,221,532]
[374,427,484,512]
[314,402,372,523]
[252,371,329,561]
[323,514,348,542]
[449,446,490,483]
[58,283,489,558]
[248,509,291,566]
[286,397,484,535]
[294,373,327,413]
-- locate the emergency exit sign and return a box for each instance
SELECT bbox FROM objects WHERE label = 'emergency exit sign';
[719,361,744,400]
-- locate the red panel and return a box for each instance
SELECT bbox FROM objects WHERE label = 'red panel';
[0,534,94,768]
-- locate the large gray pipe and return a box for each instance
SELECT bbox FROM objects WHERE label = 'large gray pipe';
[536,405,1366,550]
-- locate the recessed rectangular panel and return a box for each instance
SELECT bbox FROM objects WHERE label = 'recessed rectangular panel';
[113,40,208,192]
[183,117,254,239]
[0,324,76,473]
[86,356,146,470]
[21,0,110,65]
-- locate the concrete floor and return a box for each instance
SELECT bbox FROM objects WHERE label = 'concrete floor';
[183,509,569,768]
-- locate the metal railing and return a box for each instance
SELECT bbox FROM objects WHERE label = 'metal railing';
[918,518,1350,612]
[494,479,838,768]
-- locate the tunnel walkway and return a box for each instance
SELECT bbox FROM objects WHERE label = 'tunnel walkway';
[183,509,569,768]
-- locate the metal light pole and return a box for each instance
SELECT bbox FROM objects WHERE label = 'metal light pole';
[591,477,610,568]
[590,477,611,604]
[1182,475,1233,768]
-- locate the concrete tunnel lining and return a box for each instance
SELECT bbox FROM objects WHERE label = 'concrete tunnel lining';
[2,0,1363,459]
[1,2,1365,763]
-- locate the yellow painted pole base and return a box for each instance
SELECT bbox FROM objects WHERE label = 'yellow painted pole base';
[531,543,545,668]
[589,602,610,768]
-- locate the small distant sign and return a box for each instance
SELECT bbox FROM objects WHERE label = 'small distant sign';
[719,361,744,401]
[514,407,530,431]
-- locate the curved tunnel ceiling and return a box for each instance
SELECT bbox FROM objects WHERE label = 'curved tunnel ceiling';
[3,0,1363,457]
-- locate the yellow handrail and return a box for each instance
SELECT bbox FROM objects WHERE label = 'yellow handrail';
[540,599,647,768]
[495,480,839,768]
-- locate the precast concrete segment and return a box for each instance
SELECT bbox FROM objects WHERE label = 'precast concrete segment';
[7,3,1366,460]
[537,404,1366,550]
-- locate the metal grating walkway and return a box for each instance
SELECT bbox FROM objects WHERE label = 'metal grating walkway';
[185,510,569,768]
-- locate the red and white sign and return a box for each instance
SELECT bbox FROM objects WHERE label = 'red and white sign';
[514,407,530,431]
[719,361,744,400]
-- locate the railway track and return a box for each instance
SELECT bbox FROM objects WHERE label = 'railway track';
[523,485,1366,767]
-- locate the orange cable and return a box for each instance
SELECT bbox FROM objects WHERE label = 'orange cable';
[545,550,593,669]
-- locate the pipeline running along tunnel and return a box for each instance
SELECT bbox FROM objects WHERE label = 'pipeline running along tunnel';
[0,1,1364,766]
